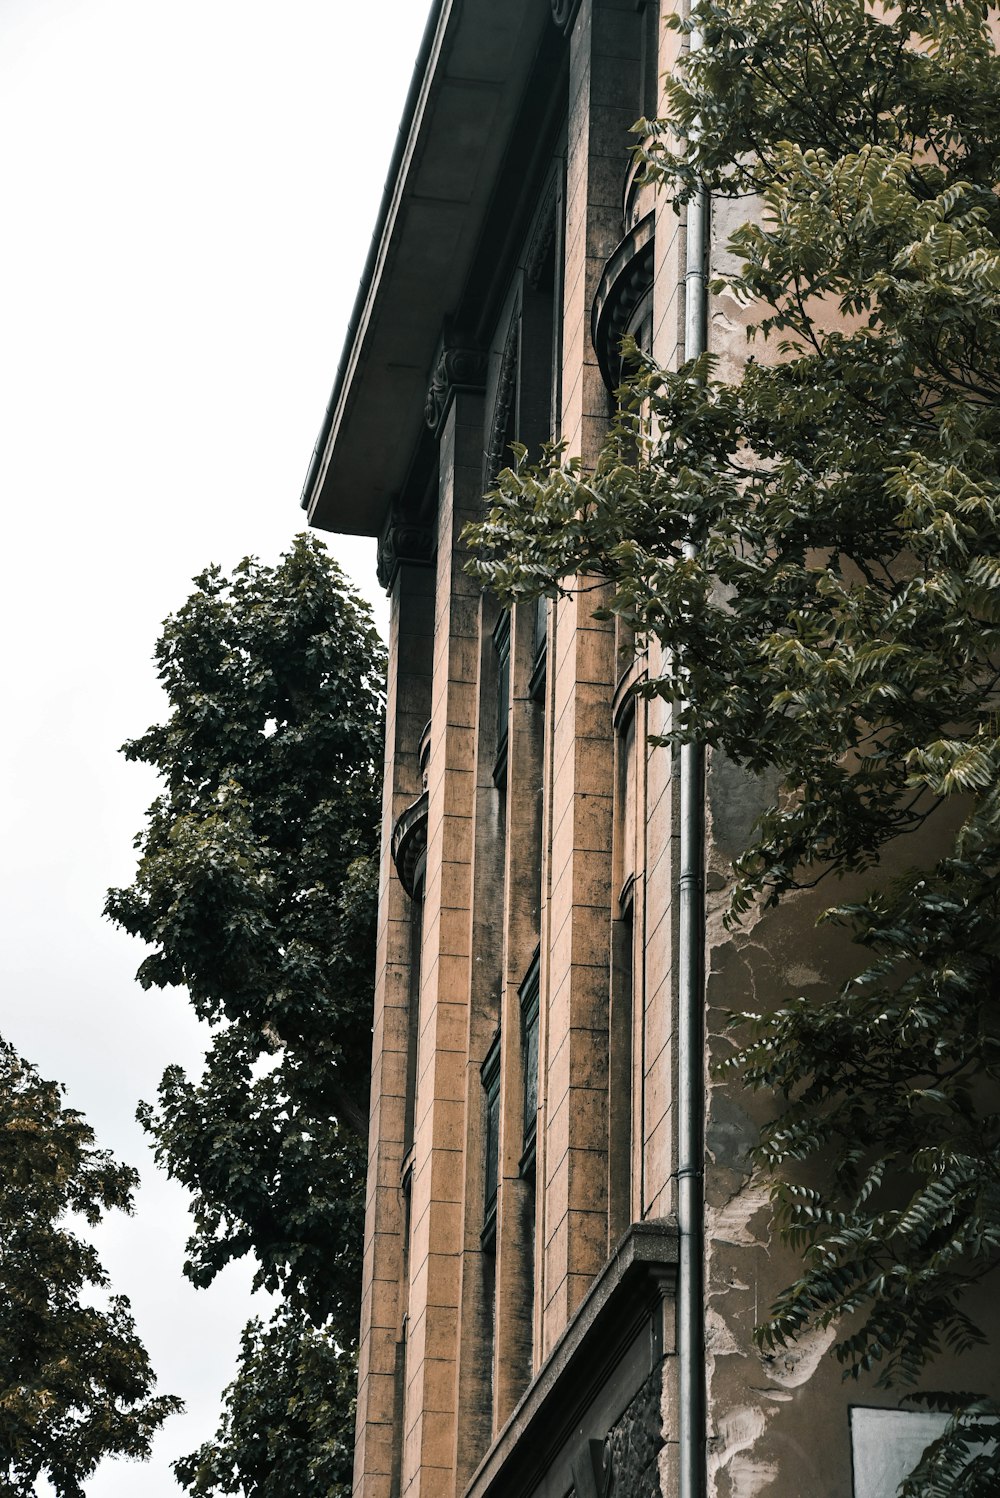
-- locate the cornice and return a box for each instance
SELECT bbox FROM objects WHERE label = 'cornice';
[464,1219,678,1498]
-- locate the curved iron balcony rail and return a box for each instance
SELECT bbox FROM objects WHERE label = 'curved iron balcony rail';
[391,791,429,897]
[590,211,655,391]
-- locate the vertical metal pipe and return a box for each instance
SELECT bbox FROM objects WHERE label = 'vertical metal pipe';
[678,10,708,1498]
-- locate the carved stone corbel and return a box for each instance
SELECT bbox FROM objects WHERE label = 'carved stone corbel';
[376,501,435,591]
[424,337,488,436]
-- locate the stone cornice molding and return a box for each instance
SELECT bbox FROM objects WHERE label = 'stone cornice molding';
[550,0,583,36]
[376,501,435,592]
[424,338,488,436]
[524,198,558,291]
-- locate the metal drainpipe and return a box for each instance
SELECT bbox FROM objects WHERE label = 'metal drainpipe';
[677,10,708,1498]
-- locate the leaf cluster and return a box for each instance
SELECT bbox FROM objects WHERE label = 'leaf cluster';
[0,1038,180,1497]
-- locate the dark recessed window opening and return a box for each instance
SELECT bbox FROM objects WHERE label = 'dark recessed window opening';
[481,1035,502,1249]
[519,952,540,1179]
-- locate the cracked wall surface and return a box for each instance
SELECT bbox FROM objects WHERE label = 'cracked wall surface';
[701,744,1000,1496]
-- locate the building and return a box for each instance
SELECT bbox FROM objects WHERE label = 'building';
[300,3,999,1496]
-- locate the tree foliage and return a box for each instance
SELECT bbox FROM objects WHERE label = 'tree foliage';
[467,0,1000,1487]
[0,1037,180,1497]
[173,1311,356,1498]
[107,535,386,1494]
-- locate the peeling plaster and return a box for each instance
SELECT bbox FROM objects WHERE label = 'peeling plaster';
[709,1405,779,1498]
[783,963,822,987]
[724,1456,781,1498]
[708,1182,772,1247]
[759,1322,837,1390]
[706,1307,744,1360]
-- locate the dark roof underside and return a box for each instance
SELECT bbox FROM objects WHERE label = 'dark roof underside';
[303,0,556,538]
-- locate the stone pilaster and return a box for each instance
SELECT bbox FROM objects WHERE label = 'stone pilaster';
[401,388,485,1497]
[354,558,435,1498]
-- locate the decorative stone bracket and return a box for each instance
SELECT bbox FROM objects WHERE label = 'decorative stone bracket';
[424,338,488,436]
[376,502,435,592]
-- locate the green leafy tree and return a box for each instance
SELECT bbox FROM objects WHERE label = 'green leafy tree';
[106,535,386,1495]
[0,1037,180,1497]
[468,0,1000,1488]
[173,1311,356,1498]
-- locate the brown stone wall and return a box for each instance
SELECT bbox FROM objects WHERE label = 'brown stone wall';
[354,559,435,1498]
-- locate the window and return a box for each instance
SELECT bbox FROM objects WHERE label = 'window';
[529,593,547,702]
[493,610,511,787]
[481,1035,502,1249]
[519,953,540,1178]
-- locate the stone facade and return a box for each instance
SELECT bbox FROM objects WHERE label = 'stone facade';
[302,3,999,1496]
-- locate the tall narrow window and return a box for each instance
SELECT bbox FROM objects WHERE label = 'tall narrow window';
[481,1035,502,1249]
[402,870,425,1157]
[621,709,637,901]
[609,699,639,1242]
[529,594,548,702]
[519,954,540,1179]
[493,610,511,787]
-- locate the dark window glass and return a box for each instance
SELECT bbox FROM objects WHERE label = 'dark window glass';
[519,954,540,1176]
[494,611,511,753]
[482,1036,502,1245]
[533,594,547,663]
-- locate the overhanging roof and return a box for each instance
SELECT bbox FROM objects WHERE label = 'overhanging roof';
[301,0,554,537]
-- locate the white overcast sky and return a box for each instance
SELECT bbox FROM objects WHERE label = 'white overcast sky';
[0,1,430,1492]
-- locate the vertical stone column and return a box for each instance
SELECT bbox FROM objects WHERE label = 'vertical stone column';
[540,0,643,1358]
[401,383,485,1498]
[355,534,435,1498]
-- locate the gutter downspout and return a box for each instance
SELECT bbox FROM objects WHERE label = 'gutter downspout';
[678,13,708,1498]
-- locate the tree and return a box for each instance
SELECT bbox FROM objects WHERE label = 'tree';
[173,1311,356,1498]
[467,0,1000,1488]
[0,1037,180,1497]
[106,534,386,1495]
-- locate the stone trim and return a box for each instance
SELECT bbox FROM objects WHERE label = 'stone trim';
[485,319,520,490]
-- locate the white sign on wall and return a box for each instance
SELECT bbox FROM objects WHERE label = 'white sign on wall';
[850,1407,950,1497]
